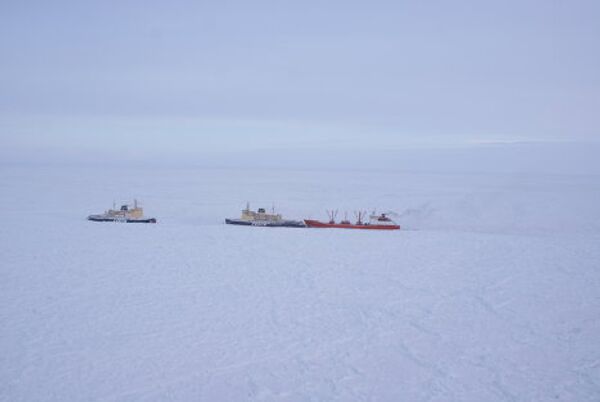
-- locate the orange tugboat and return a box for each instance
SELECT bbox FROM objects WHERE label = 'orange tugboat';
[304,210,400,230]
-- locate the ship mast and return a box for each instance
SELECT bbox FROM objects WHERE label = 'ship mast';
[326,209,338,224]
[342,211,350,224]
[354,210,366,225]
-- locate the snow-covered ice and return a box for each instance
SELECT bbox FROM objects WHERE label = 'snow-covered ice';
[1,163,600,401]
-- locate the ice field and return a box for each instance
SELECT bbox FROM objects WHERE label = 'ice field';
[1,158,600,401]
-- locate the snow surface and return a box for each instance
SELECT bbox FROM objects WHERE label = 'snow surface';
[1,164,600,401]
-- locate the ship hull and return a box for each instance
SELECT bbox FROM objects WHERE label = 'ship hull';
[225,219,252,226]
[264,221,306,228]
[226,218,305,228]
[304,220,399,230]
[88,216,157,223]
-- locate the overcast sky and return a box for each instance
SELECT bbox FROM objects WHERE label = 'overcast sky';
[1,0,599,157]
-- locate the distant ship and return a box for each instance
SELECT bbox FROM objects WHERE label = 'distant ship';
[226,203,305,228]
[304,210,400,230]
[88,200,157,223]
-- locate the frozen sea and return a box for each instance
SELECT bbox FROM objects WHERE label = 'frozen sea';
[1,157,600,401]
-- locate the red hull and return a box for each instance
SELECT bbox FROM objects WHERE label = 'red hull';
[304,220,400,230]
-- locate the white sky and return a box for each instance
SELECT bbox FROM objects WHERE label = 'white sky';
[1,0,599,156]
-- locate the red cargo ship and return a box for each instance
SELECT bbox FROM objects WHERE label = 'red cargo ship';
[304,211,400,230]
